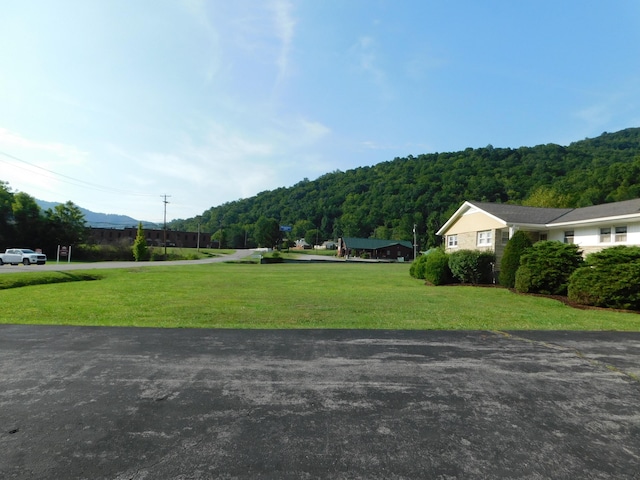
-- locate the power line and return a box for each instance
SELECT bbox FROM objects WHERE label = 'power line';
[162,194,171,258]
[0,149,157,197]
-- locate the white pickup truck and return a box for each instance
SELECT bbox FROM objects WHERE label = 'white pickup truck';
[0,248,47,266]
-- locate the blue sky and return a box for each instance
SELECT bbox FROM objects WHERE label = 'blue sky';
[1,1,639,222]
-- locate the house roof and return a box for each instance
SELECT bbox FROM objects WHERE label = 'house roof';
[469,202,572,224]
[548,198,640,225]
[342,237,413,250]
[437,198,640,235]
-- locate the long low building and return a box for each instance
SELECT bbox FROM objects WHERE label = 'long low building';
[338,237,414,261]
[89,227,212,249]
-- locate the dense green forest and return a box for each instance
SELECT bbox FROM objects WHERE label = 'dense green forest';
[169,127,640,249]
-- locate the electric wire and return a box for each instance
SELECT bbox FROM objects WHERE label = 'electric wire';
[0,149,158,197]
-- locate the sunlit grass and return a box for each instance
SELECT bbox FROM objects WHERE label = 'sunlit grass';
[1,262,638,330]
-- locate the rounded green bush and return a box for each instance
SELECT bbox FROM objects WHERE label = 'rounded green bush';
[423,248,454,285]
[409,254,429,279]
[515,241,583,295]
[568,246,640,310]
[448,249,495,284]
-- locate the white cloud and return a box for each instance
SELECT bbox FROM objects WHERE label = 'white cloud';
[270,0,296,84]
[0,128,88,165]
[349,35,394,101]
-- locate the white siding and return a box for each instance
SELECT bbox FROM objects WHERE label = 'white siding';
[548,221,640,250]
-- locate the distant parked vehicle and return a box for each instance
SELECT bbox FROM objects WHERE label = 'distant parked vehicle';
[0,248,47,266]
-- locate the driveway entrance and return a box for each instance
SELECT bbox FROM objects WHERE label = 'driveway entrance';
[1,327,639,479]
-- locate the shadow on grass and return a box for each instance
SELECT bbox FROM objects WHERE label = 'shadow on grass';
[0,271,103,290]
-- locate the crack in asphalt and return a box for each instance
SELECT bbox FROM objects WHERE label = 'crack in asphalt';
[492,330,640,384]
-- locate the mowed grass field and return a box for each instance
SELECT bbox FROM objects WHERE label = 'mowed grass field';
[1,262,639,330]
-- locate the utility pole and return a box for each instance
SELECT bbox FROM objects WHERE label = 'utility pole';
[162,194,171,259]
[413,223,417,260]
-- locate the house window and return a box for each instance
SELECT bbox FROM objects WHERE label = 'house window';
[501,230,510,245]
[539,233,548,241]
[564,231,574,244]
[615,226,627,242]
[599,227,611,243]
[477,230,492,246]
[447,235,458,248]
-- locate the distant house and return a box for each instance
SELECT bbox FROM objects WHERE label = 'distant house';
[322,240,337,250]
[293,239,311,249]
[338,237,414,261]
[437,199,640,272]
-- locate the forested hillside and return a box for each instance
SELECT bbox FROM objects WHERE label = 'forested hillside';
[169,128,640,249]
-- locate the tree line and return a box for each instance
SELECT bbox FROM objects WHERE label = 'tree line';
[169,127,640,249]
[0,182,87,254]
[4,127,640,253]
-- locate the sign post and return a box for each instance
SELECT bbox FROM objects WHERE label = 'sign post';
[57,245,71,263]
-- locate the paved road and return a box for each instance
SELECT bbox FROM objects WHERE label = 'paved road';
[0,249,256,273]
[1,327,639,479]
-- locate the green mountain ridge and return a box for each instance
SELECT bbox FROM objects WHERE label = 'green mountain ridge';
[35,199,159,229]
[170,127,640,248]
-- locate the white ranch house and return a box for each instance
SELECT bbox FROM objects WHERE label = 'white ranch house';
[437,199,640,271]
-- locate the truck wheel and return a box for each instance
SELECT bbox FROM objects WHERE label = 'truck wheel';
[23,258,30,265]
[0,259,3,266]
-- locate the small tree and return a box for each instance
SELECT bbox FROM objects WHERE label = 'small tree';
[132,222,149,261]
[254,216,281,248]
[499,231,533,288]
[515,241,583,295]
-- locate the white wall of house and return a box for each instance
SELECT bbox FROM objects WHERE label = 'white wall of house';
[547,221,640,254]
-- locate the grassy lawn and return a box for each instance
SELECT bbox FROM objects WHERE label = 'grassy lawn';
[1,262,638,330]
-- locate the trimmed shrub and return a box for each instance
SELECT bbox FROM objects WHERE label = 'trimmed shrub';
[499,231,533,288]
[448,249,495,284]
[568,246,640,310]
[409,254,429,279]
[260,251,284,264]
[515,241,583,295]
[423,248,454,285]
[583,245,640,267]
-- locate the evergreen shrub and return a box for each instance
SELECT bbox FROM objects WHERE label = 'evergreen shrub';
[423,248,454,285]
[568,246,640,310]
[515,241,583,295]
[448,249,495,284]
[132,222,149,262]
[409,254,429,279]
[499,231,532,288]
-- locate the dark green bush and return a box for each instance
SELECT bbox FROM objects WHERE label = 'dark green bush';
[74,243,134,261]
[448,250,495,284]
[568,246,640,310]
[423,248,454,285]
[260,251,284,264]
[409,254,430,279]
[515,241,583,295]
[583,245,640,267]
[499,231,532,288]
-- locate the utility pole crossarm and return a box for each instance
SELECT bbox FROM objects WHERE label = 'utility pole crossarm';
[162,194,171,259]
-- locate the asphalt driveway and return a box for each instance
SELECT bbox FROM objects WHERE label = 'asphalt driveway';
[1,327,639,479]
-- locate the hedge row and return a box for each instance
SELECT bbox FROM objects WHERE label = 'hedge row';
[410,248,494,285]
[411,241,640,311]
